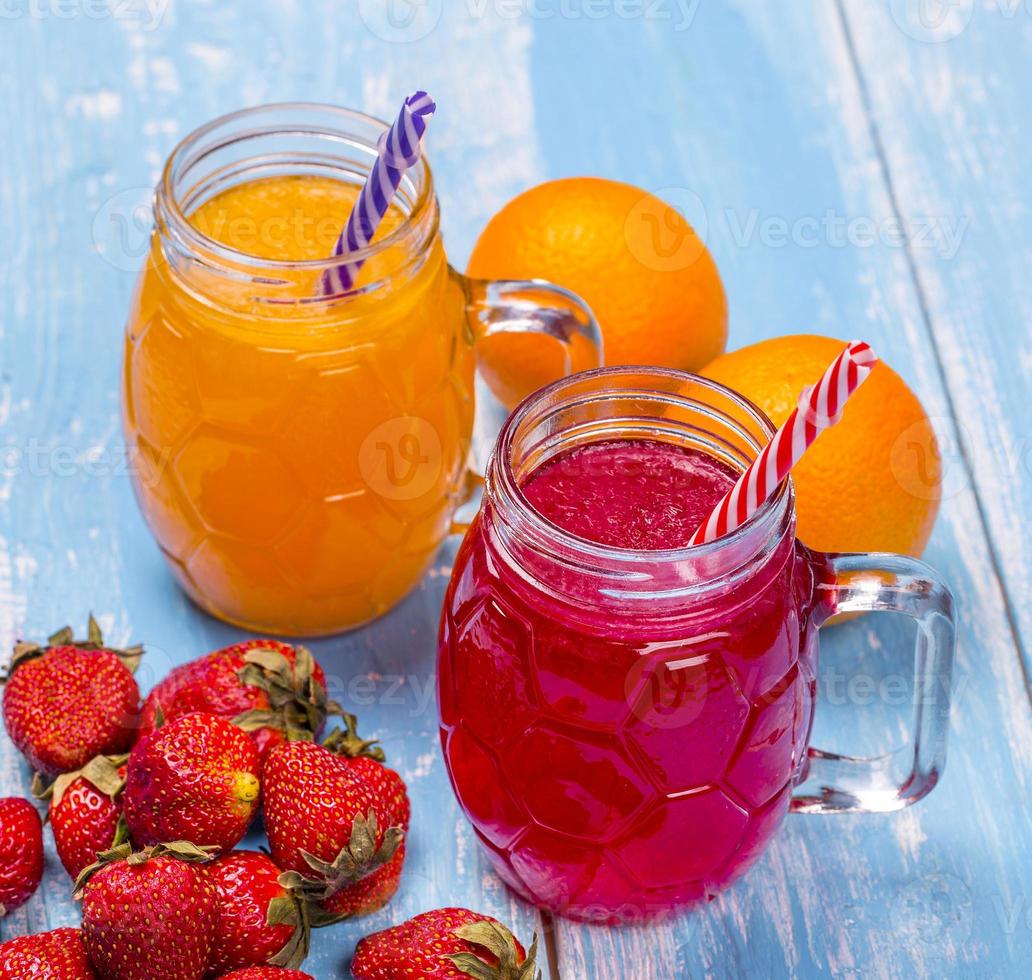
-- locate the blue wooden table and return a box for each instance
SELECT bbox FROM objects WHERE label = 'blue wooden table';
[2,2,1031,977]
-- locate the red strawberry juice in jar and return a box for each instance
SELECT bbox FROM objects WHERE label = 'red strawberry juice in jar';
[438,368,956,923]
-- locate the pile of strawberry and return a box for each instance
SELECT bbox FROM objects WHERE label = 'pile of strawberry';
[0,618,539,980]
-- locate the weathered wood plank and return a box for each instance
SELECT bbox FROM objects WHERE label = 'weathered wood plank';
[838,0,1032,683]
[519,2,1032,977]
[1,2,1030,978]
[0,4,552,976]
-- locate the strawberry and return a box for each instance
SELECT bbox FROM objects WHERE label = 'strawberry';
[139,641,333,767]
[76,841,219,980]
[0,927,98,979]
[0,797,44,916]
[206,850,310,974]
[2,616,142,776]
[263,716,409,919]
[34,754,127,879]
[124,712,260,852]
[350,908,540,980]
[216,970,314,979]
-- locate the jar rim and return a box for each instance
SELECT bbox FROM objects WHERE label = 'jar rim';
[490,365,792,575]
[156,101,436,277]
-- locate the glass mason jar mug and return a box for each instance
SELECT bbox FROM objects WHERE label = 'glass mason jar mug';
[438,367,956,923]
[121,104,601,636]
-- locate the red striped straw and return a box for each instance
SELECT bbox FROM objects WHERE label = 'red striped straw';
[319,91,436,296]
[689,340,879,546]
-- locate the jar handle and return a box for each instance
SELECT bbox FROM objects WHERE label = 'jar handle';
[450,275,604,535]
[792,552,956,813]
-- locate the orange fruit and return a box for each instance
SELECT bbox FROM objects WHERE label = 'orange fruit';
[467,177,727,408]
[700,335,941,559]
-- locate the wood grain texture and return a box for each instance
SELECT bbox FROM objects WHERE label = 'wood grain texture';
[0,2,1030,978]
[523,1,1032,977]
[838,0,1032,684]
[0,3,550,976]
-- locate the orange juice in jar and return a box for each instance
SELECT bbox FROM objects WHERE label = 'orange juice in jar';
[122,104,600,636]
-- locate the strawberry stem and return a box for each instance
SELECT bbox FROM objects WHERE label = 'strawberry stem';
[447,922,542,980]
[265,893,312,969]
[32,753,128,807]
[5,614,143,680]
[73,841,217,897]
[232,646,330,744]
[322,713,386,763]
[277,809,403,904]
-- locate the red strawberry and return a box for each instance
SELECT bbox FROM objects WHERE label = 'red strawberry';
[36,754,127,879]
[263,716,409,919]
[351,908,539,980]
[0,927,98,978]
[2,617,142,776]
[139,641,333,766]
[216,970,314,979]
[76,842,218,980]
[0,797,43,916]
[206,850,309,974]
[124,712,260,852]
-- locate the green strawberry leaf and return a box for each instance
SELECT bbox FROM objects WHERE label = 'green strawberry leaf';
[322,713,386,763]
[78,754,128,799]
[75,840,217,896]
[47,626,75,647]
[25,616,145,674]
[232,708,286,733]
[454,921,519,965]
[126,841,217,866]
[446,956,499,980]
[73,842,134,896]
[279,810,404,904]
[234,646,330,745]
[265,894,311,969]
[446,923,542,980]
[111,814,130,848]
[34,754,128,807]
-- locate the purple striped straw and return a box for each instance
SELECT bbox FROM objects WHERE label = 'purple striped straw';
[319,91,436,296]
